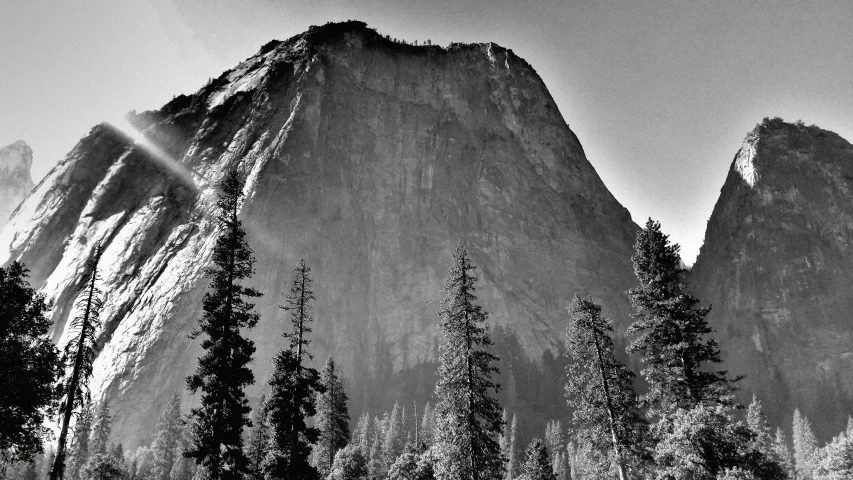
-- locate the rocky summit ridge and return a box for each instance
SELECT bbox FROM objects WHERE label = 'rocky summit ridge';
[691,118,853,439]
[0,140,35,228]
[0,21,639,447]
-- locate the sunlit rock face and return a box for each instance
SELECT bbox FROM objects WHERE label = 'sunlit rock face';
[0,140,35,227]
[0,21,639,447]
[691,119,853,439]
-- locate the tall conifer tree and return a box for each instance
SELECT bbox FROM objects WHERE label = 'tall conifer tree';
[382,402,406,475]
[792,409,817,480]
[518,439,555,480]
[420,404,435,448]
[170,421,195,480]
[90,401,112,456]
[66,405,94,480]
[152,393,182,480]
[746,396,776,462]
[51,246,104,480]
[565,296,648,480]
[263,259,323,480]
[502,414,518,480]
[773,428,795,479]
[185,170,261,480]
[433,243,503,480]
[626,219,739,415]
[353,412,371,453]
[0,261,60,463]
[313,356,351,476]
[246,395,269,480]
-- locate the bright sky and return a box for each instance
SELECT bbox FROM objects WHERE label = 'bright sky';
[2,1,851,264]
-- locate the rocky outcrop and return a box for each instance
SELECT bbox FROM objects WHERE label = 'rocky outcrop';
[0,140,35,227]
[0,22,639,447]
[691,118,853,439]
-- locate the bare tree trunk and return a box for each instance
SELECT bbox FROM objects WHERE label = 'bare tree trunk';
[592,333,629,480]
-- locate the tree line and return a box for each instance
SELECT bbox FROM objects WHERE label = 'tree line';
[2,171,853,479]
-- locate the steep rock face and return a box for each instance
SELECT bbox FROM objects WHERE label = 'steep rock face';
[691,119,853,439]
[0,140,35,227]
[0,22,638,446]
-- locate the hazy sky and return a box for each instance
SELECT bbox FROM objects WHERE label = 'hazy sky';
[2,0,851,264]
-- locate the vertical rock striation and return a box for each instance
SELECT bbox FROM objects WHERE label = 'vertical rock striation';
[0,140,35,227]
[691,118,853,439]
[0,21,639,447]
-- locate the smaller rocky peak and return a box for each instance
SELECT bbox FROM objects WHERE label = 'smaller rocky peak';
[730,117,853,190]
[0,140,33,176]
[0,140,36,227]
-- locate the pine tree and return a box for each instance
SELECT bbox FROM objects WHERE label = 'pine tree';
[185,170,261,480]
[152,392,182,480]
[653,404,784,480]
[626,219,740,415]
[792,409,818,480]
[246,395,269,480]
[90,401,112,456]
[81,452,125,480]
[518,439,555,480]
[66,405,94,480]
[328,444,369,480]
[170,421,195,480]
[263,259,323,480]
[551,450,569,480]
[420,403,435,448]
[812,432,853,479]
[313,356,351,476]
[503,414,518,480]
[746,395,778,465]
[773,428,795,480]
[368,415,384,479]
[544,420,564,464]
[433,243,504,480]
[565,296,648,480]
[51,246,105,480]
[353,412,371,452]
[382,402,406,475]
[110,443,123,463]
[0,261,60,463]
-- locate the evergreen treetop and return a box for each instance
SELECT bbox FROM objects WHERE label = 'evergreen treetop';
[263,258,323,480]
[152,392,183,480]
[185,170,261,480]
[90,401,112,456]
[518,439,555,480]
[565,296,649,480]
[246,394,269,480]
[627,218,740,415]
[433,243,504,480]
[66,404,94,480]
[314,356,351,476]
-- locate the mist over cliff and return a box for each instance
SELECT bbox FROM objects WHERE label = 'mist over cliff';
[0,21,640,447]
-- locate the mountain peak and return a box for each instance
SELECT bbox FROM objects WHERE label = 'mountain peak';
[692,119,853,439]
[1,21,637,448]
